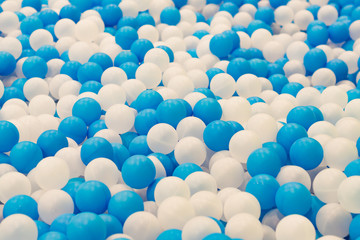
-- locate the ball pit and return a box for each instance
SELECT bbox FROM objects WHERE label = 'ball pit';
[0,0,360,239]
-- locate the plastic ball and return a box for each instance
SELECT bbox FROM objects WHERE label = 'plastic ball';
[276,123,308,153]
[123,211,162,240]
[0,52,16,76]
[317,5,338,26]
[337,176,360,213]
[75,180,111,214]
[157,196,196,230]
[289,137,323,170]
[58,116,87,144]
[324,137,358,171]
[38,231,67,240]
[147,123,178,154]
[190,191,223,219]
[0,121,19,153]
[115,26,138,50]
[50,213,74,234]
[22,56,48,79]
[9,141,42,174]
[181,216,221,240]
[105,104,135,134]
[209,33,233,58]
[275,182,312,216]
[350,214,360,240]
[156,99,187,128]
[225,213,263,240]
[108,190,144,224]
[247,147,282,177]
[130,39,154,62]
[210,157,244,189]
[37,130,68,157]
[0,171,31,203]
[38,189,74,225]
[174,137,206,166]
[72,97,101,126]
[0,214,38,240]
[276,165,311,190]
[66,212,106,240]
[3,194,38,220]
[80,137,113,165]
[68,41,94,64]
[276,214,316,240]
[223,191,261,220]
[121,155,156,189]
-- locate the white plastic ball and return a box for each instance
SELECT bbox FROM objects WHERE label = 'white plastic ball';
[58,81,81,98]
[54,19,76,39]
[49,74,72,99]
[338,51,359,74]
[38,189,74,225]
[0,214,37,240]
[294,10,314,31]
[262,208,284,230]
[0,37,22,59]
[349,20,360,40]
[283,60,306,77]
[317,236,344,240]
[307,121,337,138]
[251,29,273,50]
[0,11,20,34]
[157,196,196,230]
[154,176,190,205]
[345,99,360,120]
[147,123,178,154]
[144,48,169,71]
[174,137,207,166]
[97,84,126,111]
[176,116,206,140]
[29,95,56,116]
[209,73,235,99]
[317,5,338,26]
[55,147,84,178]
[276,165,312,190]
[0,172,31,203]
[276,215,316,240]
[105,104,135,134]
[236,74,262,98]
[74,19,99,42]
[312,68,336,87]
[225,213,264,240]
[210,157,244,189]
[185,172,217,195]
[123,211,162,240]
[135,62,162,89]
[321,86,348,108]
[275,6,294,26]
[223,192,261,221]
[84,158,119,187]
[246,113,278,143]
[182,216,221,240]
[320,103,344,124]
[119,0,139,17]
[23,77,49,101]
[229,130,262,163]
[190,191,223,219]
[233,12,253,28]
[316,203,352,237]
[324,137,358,171]
[0,164,16,178]
[101,67,128,86]
[313,168,347,203]
[56,95,77,119]
[335,117,360,142]
[183,92,206,109]
[338,176,360,213]
[167,75,194,98]
[35,157,70,190]
[138,25,159,43]
[68,41,94,64]
[55,37,76,55]
[263,41,285,63]
[29,29,53,51]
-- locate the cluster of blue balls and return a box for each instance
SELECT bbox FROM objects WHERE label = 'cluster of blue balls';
[1,0,360,239]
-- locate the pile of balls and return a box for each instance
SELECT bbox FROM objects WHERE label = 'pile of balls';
[0,0,360,239]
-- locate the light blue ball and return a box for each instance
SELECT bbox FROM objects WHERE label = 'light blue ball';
[79,81,103,94]
[89,52,113,71]
[22,56,48,79]
[67,212,107,240]
[276,123,308,153]
[344,159,360,177]
[130,39,154,62]
[246,174,280,210]
[203,120,235,151]
[112,142,131,170]
[209,33,233,58]
[149,152,176,176]
[193,98,222,125]
[37,130,68,157]
[350,214,360,240]
[172,163,203,180]
[135,90,163,112]
[108,190,144,224]
[36,45,60,62]
[156,99,187,128]
[262,142,288,166]
[281,82,304,97]
[50,213,74,234]
[275,182,312,216]
[203,233,231,240]
[80,137,114,165]
[99,4,122,27]
[10,141,43,174]
[247,147,282,177]
[72,97,102,126]
[303,48,327,74]
[35,220,50,237]
[160,6,181,25]
[20,16,43,35]
[58,116,87,144]
[87,119,107,138]
[156,229,182,240]
[128,135,152,156]
[287,106,318,130]
[75,180,111,214]
[99,213,123,237]
[0,51,16,75]
[60,61,81,80]
[3,195,39,220]
[114,51,139,67]
[289,137,323,170]
[307,22,329,47]
[77,62,103,84]
[226,58,251,80]
[115,26,138,50]
[134,109,158,135]
[121,155,156,189]
[326,59,348,82]
[268,74,289,94]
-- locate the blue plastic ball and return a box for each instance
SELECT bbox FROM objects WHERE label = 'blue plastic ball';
[59,5,81,22]
[269,0,288,8]
[136,12,155,27]
[276,123,308,153]
[247,96,265,105]
[328,21,350,43]
[149,153,176,176]
[305,195,325,226]
[39,231,67,240]
[0,153,10,164]
[289,137,323,170]
[344,159,360,177]
[77,62,103,84]
[38,9,59,26]
[194,88,216,99]
[112,143,130,170]
[303,48,327,74]
[115,26,138,50]
[348,89,360,101]
[75,180,111,214]
[246,174,280,210]
[247,147,282,177]
[172,163,203,180]
[17,34,31,49]
[193,98,222,125]
[87,119,107,138]
[267,63,285,76]
[99,214,123,237]
[262,142,288,166]
[206,68,224,82]
[108,190,144,224]
[160,6,181,25]
[121,155,156,189]
[219,2,238,16]
[120,62,138,79]
[0,51,16,75]
[327,59,348,82]
[117,16,138,29]
[80,137,114,165]
[0,87,26,106]
[249,58,268,77]
[157,229,182,240]
[35,220,50,237]
[79,81,103,94]
[62,178,84,214]
[130,39,154,62]
[67,212,107,240]
[287,106,318,130]
[88,52,113,71]
[69,0,92,12]
[226,58,251,80]
[20,16,43,35]
[307,23,329,47]
[203,120,234,151]
[281,82,304,97]
[36,45,60,62]
[10,141,43,174]
[60,61,81,80]
[255,6,274,25]
[114,51,139,66]
[3,195,39,220]
[350,214,360,240]
[22,56,48,79]
[50,213,74,234]
[275,182,312,216]
[135,90,163,112]
[128,135,152,156]
[203,233,231,240]
[156,99,187,128]
[268,74,289,93]
[100,4,122,27]
[72,97,102,126]
[58,116,87,144]
[146,178,163,201]
[134,109,158,135]
[120,132,138,149]
[0,121,19,153]
[209,33,233,58]
[37,130,68,157]
[193,30,209,39]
